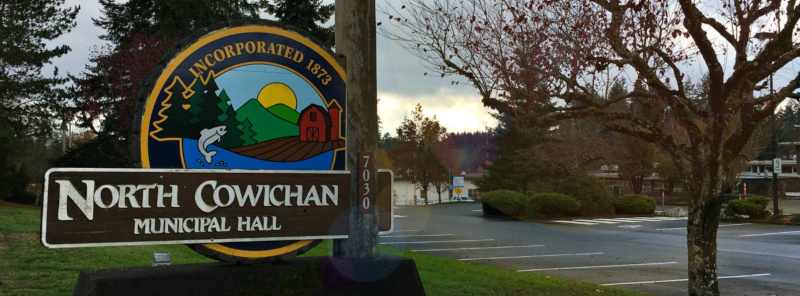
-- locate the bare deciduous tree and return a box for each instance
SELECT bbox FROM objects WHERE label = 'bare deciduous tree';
[381,0,800,294]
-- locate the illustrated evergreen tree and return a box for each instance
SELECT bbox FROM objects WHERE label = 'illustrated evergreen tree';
[216,89,244,148]
[186,80,207,137]
[154,78,193,139]
[194,77,225,130]
[239,119,257,146]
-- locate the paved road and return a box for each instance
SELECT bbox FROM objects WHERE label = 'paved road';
[383,203,800,295]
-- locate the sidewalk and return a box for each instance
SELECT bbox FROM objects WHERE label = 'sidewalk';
[772,199,800,215]
[655,204,687,215]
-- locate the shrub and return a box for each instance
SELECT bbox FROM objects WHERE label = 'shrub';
[613,195,656,215]
[481,190,528,217]
[0,167,37,205]
[745,195,770,208]
[526,193,581,217]
[724,198,769,219]
[555,173,615,216]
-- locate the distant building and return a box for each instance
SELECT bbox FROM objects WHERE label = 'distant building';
[592,159,800,199]
[590,165,682,197]
[737,159,800,198]
[298,102,340,142]
[392,173,483,205]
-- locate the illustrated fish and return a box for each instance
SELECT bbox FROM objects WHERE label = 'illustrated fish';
[198,126,227,164]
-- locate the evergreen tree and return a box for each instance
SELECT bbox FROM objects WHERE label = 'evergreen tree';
[217,90,233,122]
[154,78,193,139]
[239,119,257,146]
[216,90,244,148]
[95,0,260,44]
[758,104,799,160]
[1,0,78,136]
[0,0,78,193]
[263,0,335,48]
[64,0,260,166]
[194,77,225,129]
[187,81,206,134]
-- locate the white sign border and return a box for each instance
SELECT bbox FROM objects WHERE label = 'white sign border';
[41,168,351,249]
[378,169,394,235]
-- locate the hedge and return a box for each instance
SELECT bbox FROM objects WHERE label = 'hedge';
[744,195,770,208]
[555,174,615,216]
[724,195,770,219]
[0,168,37,205]
[481,190,528,217]
[612,195,656,215]
[526,193,581,217]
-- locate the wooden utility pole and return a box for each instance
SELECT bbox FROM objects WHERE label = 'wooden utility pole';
[334,0,380,259]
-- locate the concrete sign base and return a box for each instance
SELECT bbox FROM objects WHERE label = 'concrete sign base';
[72,255,425,296]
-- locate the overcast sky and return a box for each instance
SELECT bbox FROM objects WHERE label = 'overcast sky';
[44,0,498,136]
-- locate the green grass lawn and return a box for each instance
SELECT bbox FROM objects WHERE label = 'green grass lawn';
[0,206,645,296]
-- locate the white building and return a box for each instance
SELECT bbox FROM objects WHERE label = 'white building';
[392,173,483,205]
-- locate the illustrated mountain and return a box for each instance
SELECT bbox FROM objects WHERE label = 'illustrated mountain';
[235,99,300,143]
[267,103,300,124]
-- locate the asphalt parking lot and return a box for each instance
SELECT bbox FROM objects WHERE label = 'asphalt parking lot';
[382,203,800,295]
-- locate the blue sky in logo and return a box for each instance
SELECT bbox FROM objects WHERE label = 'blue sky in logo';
[215,64,326,111]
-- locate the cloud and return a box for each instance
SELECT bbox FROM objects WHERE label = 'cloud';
[44,0,498,136]
[378,88,497,136]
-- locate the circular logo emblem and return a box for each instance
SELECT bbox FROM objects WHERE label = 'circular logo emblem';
[134,21,345,263]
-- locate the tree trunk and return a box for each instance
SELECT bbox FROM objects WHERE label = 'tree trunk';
[631,175,644,194]
[686,194,722,295]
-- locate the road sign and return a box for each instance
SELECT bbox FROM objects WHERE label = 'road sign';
[453,176,465,198]
[453,176,465,187]
[41,169,350,248]
[774,158,782,174]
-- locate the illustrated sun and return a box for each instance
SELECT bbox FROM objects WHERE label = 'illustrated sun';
[257,83,297,110]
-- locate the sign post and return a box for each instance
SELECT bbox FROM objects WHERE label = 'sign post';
[773,158,781,216]
[337,0,380,260]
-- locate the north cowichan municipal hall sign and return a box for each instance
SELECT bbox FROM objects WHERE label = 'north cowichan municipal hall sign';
[41,21,392,263]
[42,169,350,247]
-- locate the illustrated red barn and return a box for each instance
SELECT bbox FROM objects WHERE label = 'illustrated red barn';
[299,102,340,142]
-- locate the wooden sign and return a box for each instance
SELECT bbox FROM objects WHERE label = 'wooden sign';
[377,170,393,233]
[131,21,348,261]
[41,168,349,248]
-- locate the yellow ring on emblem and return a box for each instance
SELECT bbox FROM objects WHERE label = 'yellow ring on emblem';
[203,240,313,258]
